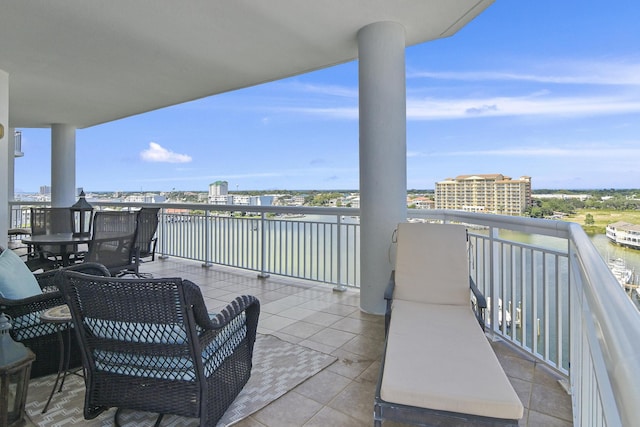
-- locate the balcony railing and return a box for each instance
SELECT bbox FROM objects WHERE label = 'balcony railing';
[9,201,640,426]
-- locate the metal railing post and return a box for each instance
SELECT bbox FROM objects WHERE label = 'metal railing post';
[202,210,212,267]
[334,214,346,292]
[257,212,269,279]
[158,208,168,259]
[489,226,499,337]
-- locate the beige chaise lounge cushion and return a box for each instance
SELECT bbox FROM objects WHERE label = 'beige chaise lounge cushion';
[394,223,471,306]
[381,299,524,420]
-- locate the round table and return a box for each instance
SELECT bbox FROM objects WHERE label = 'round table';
[22,233,92,267]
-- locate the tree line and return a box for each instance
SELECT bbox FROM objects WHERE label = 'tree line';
[526,192,640,218]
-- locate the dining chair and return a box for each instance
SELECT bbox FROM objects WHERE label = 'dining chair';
[135,207,160,262]
[85,211,139,276]
[29,207,74,269]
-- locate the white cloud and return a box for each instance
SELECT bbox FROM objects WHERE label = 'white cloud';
[256,59,640,122]
[140,142,192,163]
[134,167,358,184]
[410,144,640,159]
[408,60,640,86]
[272,92,640,121]
[284,82,358,98]
[406,93,640,120]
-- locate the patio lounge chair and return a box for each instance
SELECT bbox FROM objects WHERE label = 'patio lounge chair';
[374,222,524,426]
[58,271,260,426]
[0,245,110,378]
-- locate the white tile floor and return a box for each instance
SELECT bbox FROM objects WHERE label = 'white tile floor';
[26,257,573,426]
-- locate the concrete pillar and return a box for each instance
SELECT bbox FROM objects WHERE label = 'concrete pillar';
[8,127,18,201]
[358,22,407,314]
[0,70,8,243]
[51,124,76,207]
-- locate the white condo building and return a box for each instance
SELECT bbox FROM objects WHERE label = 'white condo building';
[435,174,532,215]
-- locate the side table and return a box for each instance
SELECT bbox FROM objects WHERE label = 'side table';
[40,304,80,414]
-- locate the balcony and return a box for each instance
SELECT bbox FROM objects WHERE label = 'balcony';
[23,258,571,426]
[10,202,640,426]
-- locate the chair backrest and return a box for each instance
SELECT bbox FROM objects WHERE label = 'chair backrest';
[58,271,201,378]
[86,211,138,272]
[91,211,138,237]
[30,207,72,235]
[135,208,160,259]
[29,207,74,258]
[394,222,470,306]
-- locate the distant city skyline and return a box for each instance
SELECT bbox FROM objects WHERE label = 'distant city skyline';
[13,2,640,192]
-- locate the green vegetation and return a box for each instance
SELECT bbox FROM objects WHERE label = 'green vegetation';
[304,192,346,206]
[525,189,640,233]
[564,209,640,234]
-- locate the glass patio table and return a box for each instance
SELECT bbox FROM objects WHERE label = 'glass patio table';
[22,233,91,267]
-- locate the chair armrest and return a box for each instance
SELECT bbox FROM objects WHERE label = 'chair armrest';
[207,295,260,330]
[469,277,486,309]
[384,271,395,301]
[150,237,158,261]
[17,248,60,271]
[469,276,487,330]
[0,290,66,319]
[384,271,396,335]
[35,262,110,292]
[197,295,261,356]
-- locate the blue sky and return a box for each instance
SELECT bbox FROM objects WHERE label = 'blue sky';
[14,2,640,193]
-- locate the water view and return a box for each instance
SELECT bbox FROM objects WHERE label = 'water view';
[589,233,640,308]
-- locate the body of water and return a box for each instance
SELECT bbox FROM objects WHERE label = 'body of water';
[589,233,640,308]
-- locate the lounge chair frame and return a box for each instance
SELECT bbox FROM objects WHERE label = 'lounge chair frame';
[374,223,522,427]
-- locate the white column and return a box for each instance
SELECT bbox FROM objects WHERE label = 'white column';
[8,127,16,201]
[0,70,8,243]
[358,22,407,314]
[51,124,76,207]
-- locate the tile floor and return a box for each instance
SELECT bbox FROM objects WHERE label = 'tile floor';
[26,257,573,426]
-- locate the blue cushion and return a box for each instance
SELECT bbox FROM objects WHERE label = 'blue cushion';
[87,313,247,380]
[0,249,42,299]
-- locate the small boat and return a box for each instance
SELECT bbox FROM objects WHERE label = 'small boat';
[608,257,633,287]
[486,297,513,328]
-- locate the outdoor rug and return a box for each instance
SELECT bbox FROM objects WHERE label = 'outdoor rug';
[25,334,337,426]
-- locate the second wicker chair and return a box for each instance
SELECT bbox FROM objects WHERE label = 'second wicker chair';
[58,271,260,426]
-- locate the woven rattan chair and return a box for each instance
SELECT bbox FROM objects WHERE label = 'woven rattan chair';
[0,255,110,378]
[85,211,139,276]
[135,207,160,262]
[58,271,260,426]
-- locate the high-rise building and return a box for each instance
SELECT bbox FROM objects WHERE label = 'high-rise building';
[208,181,228,203]
[435,174,532,215]
[39,185,51,195]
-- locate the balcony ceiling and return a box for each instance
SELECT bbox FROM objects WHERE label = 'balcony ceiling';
[1,0,493,129]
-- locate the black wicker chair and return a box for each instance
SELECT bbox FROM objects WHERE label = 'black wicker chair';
[85,211,139,276]
[58,271,260,426]
[0,257,110,378]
